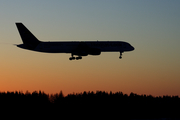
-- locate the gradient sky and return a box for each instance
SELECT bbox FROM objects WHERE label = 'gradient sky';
[0,0,180,96]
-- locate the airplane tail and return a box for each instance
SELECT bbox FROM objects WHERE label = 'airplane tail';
[16,23,40,49]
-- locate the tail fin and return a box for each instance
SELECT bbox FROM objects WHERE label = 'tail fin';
[16,23,40,48]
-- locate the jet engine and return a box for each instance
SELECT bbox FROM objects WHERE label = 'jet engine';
[88,48,101,55]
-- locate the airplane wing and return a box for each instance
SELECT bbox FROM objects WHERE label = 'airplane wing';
[72,42,101,56]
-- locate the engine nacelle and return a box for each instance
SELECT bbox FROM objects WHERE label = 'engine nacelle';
[88,48,101,55]
[73,51,88,56]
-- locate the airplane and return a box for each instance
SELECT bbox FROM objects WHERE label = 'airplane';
[15,23,134,60]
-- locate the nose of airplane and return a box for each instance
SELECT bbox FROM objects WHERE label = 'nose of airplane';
[131,46,135,51]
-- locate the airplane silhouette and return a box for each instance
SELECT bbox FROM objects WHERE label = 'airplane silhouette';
[16,23,134,60]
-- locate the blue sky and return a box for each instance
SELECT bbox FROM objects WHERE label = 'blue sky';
[0,0,180,96]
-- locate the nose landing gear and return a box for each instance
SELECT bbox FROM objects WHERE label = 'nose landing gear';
[119,52,123,59]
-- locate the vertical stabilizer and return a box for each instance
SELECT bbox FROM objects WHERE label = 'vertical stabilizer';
[16,23,40,49]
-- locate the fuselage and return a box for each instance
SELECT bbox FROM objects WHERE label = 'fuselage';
[18,41,134,53]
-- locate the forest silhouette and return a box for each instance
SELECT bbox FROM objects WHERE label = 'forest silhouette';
[0,90,179,119]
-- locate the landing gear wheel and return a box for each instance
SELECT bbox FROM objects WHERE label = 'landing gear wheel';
[69,53,75,60]
[69,57,75,60]
[76,56,82,60]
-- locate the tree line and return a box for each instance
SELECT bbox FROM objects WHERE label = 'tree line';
[0,90,179,119]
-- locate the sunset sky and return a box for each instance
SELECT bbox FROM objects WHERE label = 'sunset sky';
[0,0,180,96]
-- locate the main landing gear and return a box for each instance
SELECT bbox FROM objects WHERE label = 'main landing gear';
[119,52,123,59]
[69,54,82,60]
